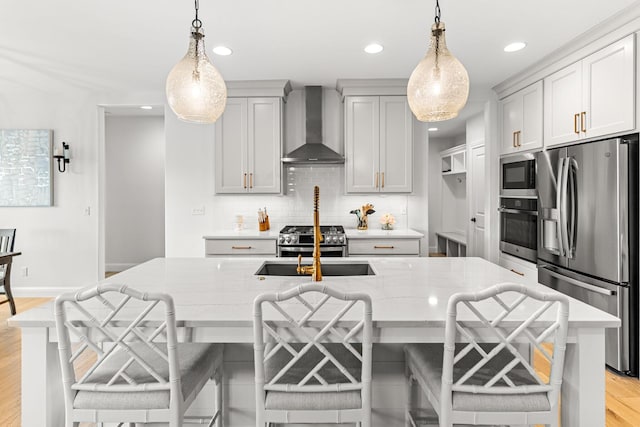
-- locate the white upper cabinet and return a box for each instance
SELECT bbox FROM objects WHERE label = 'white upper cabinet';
[499,81,543,155]
[544,34,635,147]
[215,97,282,194]
[345,95,413,193]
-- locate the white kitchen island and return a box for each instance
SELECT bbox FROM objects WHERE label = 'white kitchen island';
[10,257,619,426]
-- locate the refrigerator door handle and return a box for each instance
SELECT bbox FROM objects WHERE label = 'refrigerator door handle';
[539,266,617,296]
[567,157,579,259]
[560,156,571,258]
[556,157,567,257]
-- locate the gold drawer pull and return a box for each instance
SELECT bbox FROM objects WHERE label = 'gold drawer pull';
[232,246,252,250]
[581,111,587,133]
[375,172,379,188]
[574,114,580,134]
[510,268,524,276]
[249,173,253,189]
[243,173,247,189]
[374,245,394,249]
[381,172,385,188]
[513,131,517,148]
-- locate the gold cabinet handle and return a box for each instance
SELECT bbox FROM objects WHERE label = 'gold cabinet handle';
[375,172,379,188]
[243,173,247,189]
[374,245,394,249]
[249,173,253,189]
[516,130,522,147]
[232,246,252,250]
[574,114,580,134]
[510,268,524,276]
[513,131,517,148]
[381,172,385,188]
[581,111,587,133]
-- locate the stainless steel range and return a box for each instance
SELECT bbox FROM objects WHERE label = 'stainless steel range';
[277,225,347,257]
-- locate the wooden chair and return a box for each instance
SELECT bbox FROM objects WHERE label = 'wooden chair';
[0,228,16,314]
[405,282,570,427]
[54,283,224,427]
[253,283,373,426]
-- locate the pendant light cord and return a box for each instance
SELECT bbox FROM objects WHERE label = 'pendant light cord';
[434,0,441,24]
[192,0,202,29]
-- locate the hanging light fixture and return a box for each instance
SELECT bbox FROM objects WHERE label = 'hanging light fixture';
[407,0,469,122]
[166,0,227,124]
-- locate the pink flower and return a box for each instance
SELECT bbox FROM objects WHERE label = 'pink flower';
[379,213,396,225]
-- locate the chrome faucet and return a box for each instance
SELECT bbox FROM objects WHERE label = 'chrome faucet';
[297,186,323,281]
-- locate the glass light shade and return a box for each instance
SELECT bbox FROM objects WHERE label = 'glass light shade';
[166,27,227,124]
[407,22,469,122]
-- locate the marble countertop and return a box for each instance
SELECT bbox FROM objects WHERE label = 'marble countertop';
[203,229,279,239]
[9,257,619,330]
[345,228,424,239]
[203,228,424,240]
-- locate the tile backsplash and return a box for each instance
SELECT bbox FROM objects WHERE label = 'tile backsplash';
[212,165,410,231]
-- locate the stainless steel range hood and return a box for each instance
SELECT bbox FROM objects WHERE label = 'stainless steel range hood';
[282,86,344,164]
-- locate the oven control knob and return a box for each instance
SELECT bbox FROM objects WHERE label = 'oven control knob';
[291,235,297,243]
[285,236,291,243]
[279,236,285,244]
[332,236,338,243]
[338,236,344,243]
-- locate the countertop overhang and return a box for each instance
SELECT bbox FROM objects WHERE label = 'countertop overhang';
[9,257,619,331]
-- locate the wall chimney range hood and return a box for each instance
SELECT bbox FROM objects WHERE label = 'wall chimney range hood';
[282,86,344,164]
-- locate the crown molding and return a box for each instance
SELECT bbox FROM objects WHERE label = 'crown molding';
[226,80,292,100]
[493,3,640,99]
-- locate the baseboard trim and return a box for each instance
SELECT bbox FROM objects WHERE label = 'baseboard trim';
[12,287,81,298]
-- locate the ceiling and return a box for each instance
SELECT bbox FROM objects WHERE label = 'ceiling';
[1,0,637,137]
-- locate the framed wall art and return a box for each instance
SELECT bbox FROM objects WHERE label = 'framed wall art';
[0,129,53,206]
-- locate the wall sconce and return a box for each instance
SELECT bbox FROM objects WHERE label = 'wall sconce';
[53,142,70,173]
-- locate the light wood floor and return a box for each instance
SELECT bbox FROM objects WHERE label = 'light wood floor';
[2,298,640,426]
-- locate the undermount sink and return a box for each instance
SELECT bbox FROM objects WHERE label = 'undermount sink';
[255,261,375,276]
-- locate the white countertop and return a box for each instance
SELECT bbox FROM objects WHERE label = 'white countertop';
[9,257,618,330]
[203,229,279,239]
[345,228,424,239]
[204,228,424,240]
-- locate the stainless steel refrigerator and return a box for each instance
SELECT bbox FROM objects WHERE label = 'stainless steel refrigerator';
[537,135,638,376]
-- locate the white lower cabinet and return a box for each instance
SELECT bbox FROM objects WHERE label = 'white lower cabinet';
[498,253,538,285]
[348,239,420,256]
[205,238,276,256]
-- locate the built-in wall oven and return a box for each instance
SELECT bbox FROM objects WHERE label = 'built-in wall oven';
[499,197,537,262]
[500,154,537,262]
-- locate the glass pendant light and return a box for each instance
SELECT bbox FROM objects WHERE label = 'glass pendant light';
[407,0,469,122]
[166,0,227,124]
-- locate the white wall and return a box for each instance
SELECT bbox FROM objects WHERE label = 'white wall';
[105,115,165,271]
[0,85,101,295]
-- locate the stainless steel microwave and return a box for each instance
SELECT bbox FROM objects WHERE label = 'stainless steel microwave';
[500,153,536,197]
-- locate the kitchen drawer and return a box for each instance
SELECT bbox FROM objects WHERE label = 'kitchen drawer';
[348,239,420,256]
[205,239,276,256]
[498,253,538,285]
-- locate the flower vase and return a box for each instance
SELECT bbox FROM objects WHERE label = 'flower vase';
[357,218,368,230]
[381,223,393,230]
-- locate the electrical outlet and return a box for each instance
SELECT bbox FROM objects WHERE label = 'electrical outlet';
[84,206,91,216]
[401,207,407,215]
[21,266,28,277]
[192,206,205,215]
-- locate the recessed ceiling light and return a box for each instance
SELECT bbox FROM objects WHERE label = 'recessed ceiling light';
[428,127,438,132]
[140,106,153,110]
[364,43,383,54]
[213,46,233,56]
[504,42,527,53]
